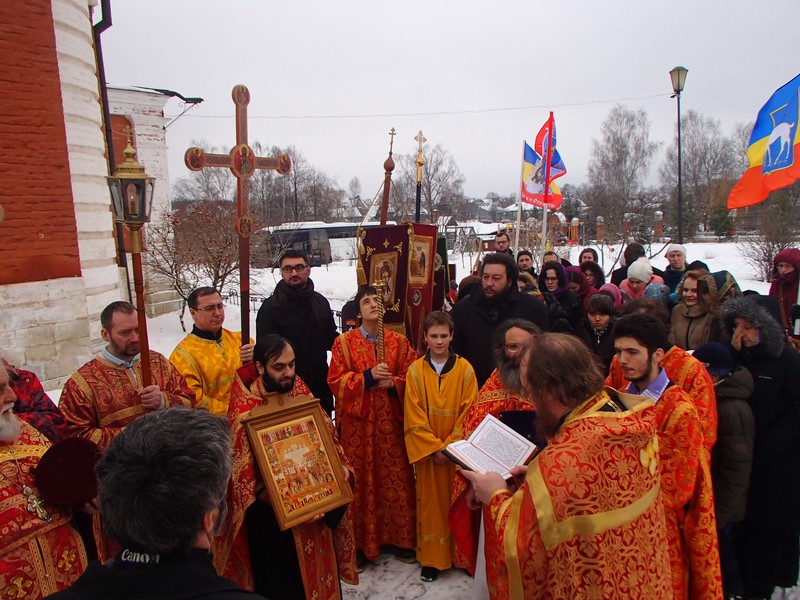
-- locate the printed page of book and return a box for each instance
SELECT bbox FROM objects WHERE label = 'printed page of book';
[469,414,536,472]
[446,439,511,477]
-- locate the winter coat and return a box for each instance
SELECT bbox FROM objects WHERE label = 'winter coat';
[451,284,549,387]
[669,304,718,350]
[538,262,583,332]
[711,366,755,527]
[768,247,800,335]
[662,267,685,294]
[619,274,665,301]
[575,317,616,375]
[719,296,800,533]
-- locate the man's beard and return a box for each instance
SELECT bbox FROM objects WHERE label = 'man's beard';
[477,286,510,308]
[262,372,295,394]
[535,406,562,441]
[496,354,524,394]
[0,408,22,443]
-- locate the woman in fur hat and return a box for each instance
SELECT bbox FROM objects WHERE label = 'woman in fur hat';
[719,296,800,599]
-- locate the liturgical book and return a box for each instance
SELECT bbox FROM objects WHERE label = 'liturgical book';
[444,414,538,479]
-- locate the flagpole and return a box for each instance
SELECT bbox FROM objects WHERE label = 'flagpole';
[540,112,554,259]
[515,140,526,253]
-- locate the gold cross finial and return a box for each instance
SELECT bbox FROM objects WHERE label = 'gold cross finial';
[414,130,427,151]
[388,128,396,153]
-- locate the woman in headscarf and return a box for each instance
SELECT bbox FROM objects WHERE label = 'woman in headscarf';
[580,260,606,290]
[537,261,583,332]
[566,266,598,310]
[768,248,800,342]
[669,269,742,350]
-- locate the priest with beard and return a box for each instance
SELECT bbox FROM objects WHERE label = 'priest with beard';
[215,335,357,600]
[450,319,540,596]
[451,253,549,387]
[0,365,88,598]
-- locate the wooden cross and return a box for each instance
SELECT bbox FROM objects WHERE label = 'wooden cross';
[184,84,291,341]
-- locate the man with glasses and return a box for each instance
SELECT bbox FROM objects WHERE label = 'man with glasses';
[170,287,254,416]
[256,250,338,415]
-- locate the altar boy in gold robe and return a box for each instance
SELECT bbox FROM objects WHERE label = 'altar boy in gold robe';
[404,311,477,581]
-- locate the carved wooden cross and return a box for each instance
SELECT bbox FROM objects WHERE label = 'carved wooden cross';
[184,84,291,341]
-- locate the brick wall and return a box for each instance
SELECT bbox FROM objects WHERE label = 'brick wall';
[0,0,81,285]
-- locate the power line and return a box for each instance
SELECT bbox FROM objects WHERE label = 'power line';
[164,93,668,121]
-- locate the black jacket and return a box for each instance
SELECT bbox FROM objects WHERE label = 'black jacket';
[451,285,549,386]
[256,281,338,413]
[711,366,755,527]
[719,296,800,533]
[46,552,266,600]
[575,318,616,375]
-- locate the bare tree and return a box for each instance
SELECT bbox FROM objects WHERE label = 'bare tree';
[730,121,755,176]
[586,105,660,239]
[393,143,466,222]
[173,140,236,203]
[144,212,202,330]
[659,110,736,234]
[740,185,800,281]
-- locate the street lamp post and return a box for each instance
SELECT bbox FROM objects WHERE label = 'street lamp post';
[106,128,156,386]
[670,66,688,243]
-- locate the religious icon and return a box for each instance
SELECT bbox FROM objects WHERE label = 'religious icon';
[232,144,255,178]
[370,252,397,306]
[408,235,434,286]
[185,147,206,171]
[232,85,250,106]
[244,396,353,531]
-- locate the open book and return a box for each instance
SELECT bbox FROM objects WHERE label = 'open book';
[443,414,538,479]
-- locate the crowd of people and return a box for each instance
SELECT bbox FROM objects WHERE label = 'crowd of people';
[2,239,800,600]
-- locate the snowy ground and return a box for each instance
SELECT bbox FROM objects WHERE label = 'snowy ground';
[52,241,800,599]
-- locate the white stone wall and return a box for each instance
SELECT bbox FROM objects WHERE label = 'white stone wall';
[53,0,123,344]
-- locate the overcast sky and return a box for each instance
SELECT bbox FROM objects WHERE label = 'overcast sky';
[100,0,799,202]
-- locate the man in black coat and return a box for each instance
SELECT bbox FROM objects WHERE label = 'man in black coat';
[256,250,338,414]
[719,296,800,599]
[451,253,549,386]
[48,408,266,600]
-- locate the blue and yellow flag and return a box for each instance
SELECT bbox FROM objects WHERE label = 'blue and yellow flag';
[728,74,800,209]
[521,142,563,209]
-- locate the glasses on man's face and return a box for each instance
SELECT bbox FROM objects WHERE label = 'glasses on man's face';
[505,343,524,353]
[281,264,308,274]
[196,303,225,313]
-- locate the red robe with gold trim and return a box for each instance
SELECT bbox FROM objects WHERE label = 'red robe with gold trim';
[59,353,194,448]
[481,391,672,599]
[0,422,88,599]
[59,352,194,561]
[215,368,357,600]
[651,385,722,600]
[327,328,417,558]
[607,345,718,450]
[449,369,536,574]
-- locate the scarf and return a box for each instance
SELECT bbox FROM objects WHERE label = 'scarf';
[270,279,329,327]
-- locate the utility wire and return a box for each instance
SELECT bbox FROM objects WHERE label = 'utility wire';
[163,93,667,121]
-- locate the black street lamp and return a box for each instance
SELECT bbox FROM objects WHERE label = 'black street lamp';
[106,128,155,386]
[670,66,688,243]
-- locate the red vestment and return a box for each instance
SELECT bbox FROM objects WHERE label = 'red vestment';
[327,328,417,558]
[607,345,718,450]
[651,385,723,599]
[481,391,672,599]
[0,422,88,599]
[59,352,194,561]
[215,369,357,599]
[59,353,194,448]
[449,368,536,574]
